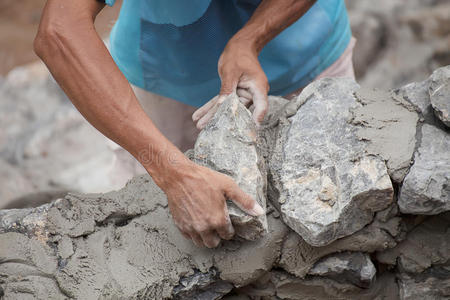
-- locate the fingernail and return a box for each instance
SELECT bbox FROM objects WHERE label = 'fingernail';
[251,203,265,216]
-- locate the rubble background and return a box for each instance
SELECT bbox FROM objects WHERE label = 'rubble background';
[0,0,449,299]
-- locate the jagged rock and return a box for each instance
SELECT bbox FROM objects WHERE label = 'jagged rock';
[269,78,394,247]
[398,124,450,215]
[278,209,404,278]
[308,252,376,288]
[398,267,450,300]
[351,88,419,183]
[429,66,450,127]
[239,270,399,300]
[0,175,287,299]
[377,213,450,273]
[394,79,433,120]
[193,93,268,240]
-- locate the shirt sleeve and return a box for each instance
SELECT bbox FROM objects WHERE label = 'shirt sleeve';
[104,0,116,6]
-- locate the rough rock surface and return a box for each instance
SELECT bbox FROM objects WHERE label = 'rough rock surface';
[399,267,450,300]
[269,78,394,246]
[193,93,268,240]
[429,66,450,127]
[239,270,399,300]
[278,205,405,278]
[398,124,450,215]
[377,213,450,273]
[308,252,376,288]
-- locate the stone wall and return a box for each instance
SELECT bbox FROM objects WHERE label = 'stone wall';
[0,66,449,299]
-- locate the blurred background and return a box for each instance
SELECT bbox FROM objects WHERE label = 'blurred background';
[0,0,449,209]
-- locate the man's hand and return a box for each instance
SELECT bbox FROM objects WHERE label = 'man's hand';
[192,39,269,129]
[193,0,316,130]
[160,159,264,248]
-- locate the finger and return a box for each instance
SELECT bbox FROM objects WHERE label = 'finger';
[224,178,265,216]
[249,84,268,125]
[215,212,235,240]
[200,230,221,248]
[192,95,218,122]
[219,69,239,95]
[189,231,205,247]
[239,96,252,108]
[237,88,252,100]
[196,95,227,130]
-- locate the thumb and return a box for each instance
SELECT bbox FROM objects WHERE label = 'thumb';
[249,81,268,125]
[219,69,239,96]
[224,178,265,216]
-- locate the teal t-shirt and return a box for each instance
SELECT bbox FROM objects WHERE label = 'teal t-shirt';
[106,0,351,107]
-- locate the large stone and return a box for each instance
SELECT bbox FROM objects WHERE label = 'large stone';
[278,207,405,278]
[398,124,450,215]
[429,66,450,128]
[269,78,394,246]
[398,267,450,300]
[308,252,376,288]
[395,79,431,116]
[194,93,268,240]
[0,174,287,299]
[377,212,450,273]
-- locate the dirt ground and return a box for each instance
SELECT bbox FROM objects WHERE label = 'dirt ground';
[0,0,122,76]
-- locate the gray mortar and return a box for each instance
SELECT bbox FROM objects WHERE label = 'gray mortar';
[351,88,419,183]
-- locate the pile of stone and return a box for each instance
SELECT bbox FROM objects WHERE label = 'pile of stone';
[0,66,449,299]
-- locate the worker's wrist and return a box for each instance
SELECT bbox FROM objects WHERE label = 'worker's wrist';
[228,27,264,55]
[137,143,191,189]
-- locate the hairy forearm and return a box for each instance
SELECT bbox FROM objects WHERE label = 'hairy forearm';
[233,0,316,52]
[34,0,185,185]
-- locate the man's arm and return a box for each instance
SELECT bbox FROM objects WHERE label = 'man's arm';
[193,0,316,129]
[34,0,264,248]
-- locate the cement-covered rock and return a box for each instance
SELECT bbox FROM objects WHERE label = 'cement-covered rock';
[239,270,399,300]
[398,124,450,215]
[194,93,268,240]
[429,66,450,128]
[377,213,450,273]
[278,208,404,278]
[308,252,376,288]
[269,78,394,247]
[351,88,419,183]
[0,174,288,299]
[398,267,450,300]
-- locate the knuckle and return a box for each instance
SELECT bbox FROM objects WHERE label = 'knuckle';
[194,223,210,234]
[205,238,220,249]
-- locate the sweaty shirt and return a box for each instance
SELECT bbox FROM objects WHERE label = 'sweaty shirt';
[106,0,351,107]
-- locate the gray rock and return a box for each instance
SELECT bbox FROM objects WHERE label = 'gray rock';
[240,270,399,300]
[377,212,450,273]
[278,211,404,278]
[351,88,419,183]
[395,79,432,117]
[308,252,376,288]
[398,124,450,215]
[429,66,450,128]
[194,93,268,240]
[214,210,289,287]
[269,78,394,246]
[398,267,450,300]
